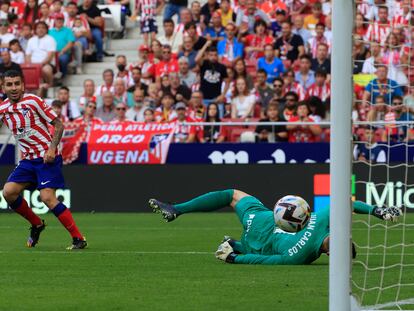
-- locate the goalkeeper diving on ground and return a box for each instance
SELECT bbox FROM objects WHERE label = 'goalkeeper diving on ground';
[148,190,402,265]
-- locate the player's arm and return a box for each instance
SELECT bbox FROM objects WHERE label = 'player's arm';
[44,118,64,163]
[353,200,401,222]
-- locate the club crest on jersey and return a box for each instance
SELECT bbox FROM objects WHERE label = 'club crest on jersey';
[21,108,31,118]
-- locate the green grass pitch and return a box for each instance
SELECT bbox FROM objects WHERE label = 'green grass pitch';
[0,213,413,311]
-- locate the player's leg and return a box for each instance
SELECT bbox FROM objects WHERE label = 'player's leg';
[39,188,86,250]
[149,189,250,222]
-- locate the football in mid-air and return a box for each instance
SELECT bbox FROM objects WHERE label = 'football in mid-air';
[274,195,311,232]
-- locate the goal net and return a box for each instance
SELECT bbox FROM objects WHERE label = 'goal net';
[351,0,414,309]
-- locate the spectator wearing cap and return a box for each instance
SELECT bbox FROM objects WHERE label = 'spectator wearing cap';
[0,19,15,47]
[172,102,197,143]
[178,56,198,89]
[0,49,22,74]
[115,55,134,88]
[131,44,155,86]
[155,45,179,84]
[25,21,57,89]
[292,15,312,44]
[78,0,104,62]
[295,54,315,92]
[217,23,243,64]
[217,0,235,27]
[244,19,274,61]
[96,91,116,122]
[236,0,270,35]
[304,2,325,34]
[127,66,148,95]
[158,19,182,56]
[363,65,403,106]
[255,69,274,109]
[269,9,287,38]
[126,88,146,121]
[78,79,96,113]
[155,93,177,122]
[258,44,285,84]
[203,11,225,43]
[95,69,115,96]
[311,43,331,78]
[306,69,331,103]
[49,12,75,77]
[274,21,305,64]
[178,36,197,69]
[57,86,81,121]
[286,101,322,143]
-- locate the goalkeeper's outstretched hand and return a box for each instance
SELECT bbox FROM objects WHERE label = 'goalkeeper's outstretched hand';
[215,241,236,263]
[373,206,403,222]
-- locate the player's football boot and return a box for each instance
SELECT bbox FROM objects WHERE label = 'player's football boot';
[27,220,46,248]
[372,206,402,222]
[66,237,88,250]
[148,199,179,222]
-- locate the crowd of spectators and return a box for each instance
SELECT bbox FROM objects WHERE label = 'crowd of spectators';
[1,0,414,145]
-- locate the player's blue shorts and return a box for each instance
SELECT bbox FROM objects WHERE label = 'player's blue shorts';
[140,18,158,33]
[6,156,65,190]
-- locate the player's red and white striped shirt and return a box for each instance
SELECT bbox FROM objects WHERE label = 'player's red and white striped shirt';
[0,94,57,160]
[306,82,331,102]
[283,82,306,100]
[136,0,157,20]
[364,22,390,44]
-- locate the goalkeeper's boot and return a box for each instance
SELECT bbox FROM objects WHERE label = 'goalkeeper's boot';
[148,199,179,222]
[67,237,88,250]
[27,220,46,248]
[372,206,402,222]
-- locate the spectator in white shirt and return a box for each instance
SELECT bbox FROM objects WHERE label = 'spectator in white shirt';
[0,19,15,48]
[231,77,256,119]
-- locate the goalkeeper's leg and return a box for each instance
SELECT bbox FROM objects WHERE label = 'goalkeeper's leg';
[149,189,242,222]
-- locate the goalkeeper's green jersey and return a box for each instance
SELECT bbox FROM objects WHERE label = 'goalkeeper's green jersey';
[233,196,330,265]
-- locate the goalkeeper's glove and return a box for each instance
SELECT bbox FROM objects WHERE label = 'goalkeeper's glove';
[372,206,402,222]
[215,241,237,263]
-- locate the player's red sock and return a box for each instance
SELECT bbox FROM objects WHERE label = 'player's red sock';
[10,196,43,226]
[52,203,83,239]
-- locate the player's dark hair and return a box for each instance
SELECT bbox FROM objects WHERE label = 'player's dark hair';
[163,18,174,25]
[59,86,70,92]
[2,69,23,81]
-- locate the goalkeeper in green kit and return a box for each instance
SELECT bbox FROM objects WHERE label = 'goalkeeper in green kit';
[148,189,402,265]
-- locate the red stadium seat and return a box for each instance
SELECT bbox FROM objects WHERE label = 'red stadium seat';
[20,64,42,91]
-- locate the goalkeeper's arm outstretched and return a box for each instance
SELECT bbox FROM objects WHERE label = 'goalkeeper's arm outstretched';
[148,189,402,265]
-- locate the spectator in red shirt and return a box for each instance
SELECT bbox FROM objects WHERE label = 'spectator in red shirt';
[306,69,331,103]
[287,101,322,142]
[172,102,197,143]
[74,101,103,131]
[23,0,39,26]
[244,19,274,61]
[155,44,179,84]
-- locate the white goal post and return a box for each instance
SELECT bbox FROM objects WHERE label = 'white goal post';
[329,0,354,311]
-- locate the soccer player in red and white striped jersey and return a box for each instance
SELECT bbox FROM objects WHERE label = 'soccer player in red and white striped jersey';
[0,70,87,250]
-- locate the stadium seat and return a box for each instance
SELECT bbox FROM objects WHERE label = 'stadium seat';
[20,64,42,91]
[98,4,123,33]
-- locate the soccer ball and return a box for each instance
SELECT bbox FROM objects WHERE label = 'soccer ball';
[273,195,311,232]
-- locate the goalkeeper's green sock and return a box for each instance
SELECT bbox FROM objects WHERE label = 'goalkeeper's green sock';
[353,201,375,215]
[174,190,234,214]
